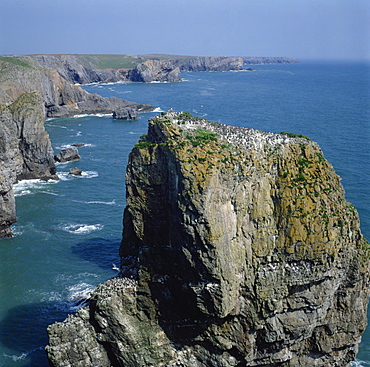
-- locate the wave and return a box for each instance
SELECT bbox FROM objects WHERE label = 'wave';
[28,275,98,313]
[59,223,104,234]
[66,282,96,310]
[72,199,116,205]
[152,107,164,113]
[13,179,58,197]
[351,360,370,366]
[55,143,95,151]
[45,120,66,125]
[3,346,44,362]
[70,113,111,118]
[10,224,24,237]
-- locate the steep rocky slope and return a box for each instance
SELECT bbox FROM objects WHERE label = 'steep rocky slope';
[0,56,154,117]
[28,54,182,84]
[0,92,57,237]
[176,56,244,72]
[46,112,369,366]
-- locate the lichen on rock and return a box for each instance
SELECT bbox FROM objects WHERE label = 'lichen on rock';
[46,112,370,366]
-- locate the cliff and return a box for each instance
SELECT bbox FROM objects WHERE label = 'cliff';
[46,112,369,366]
[5,55,299,88]
[176,56,244,72]
[0,56,154,118]
[243,57,299,65]
[0,92,57,237]
[27,54,182,84]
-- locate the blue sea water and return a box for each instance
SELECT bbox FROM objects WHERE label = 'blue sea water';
[0,61,369,366]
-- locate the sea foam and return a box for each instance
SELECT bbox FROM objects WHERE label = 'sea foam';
[60,223,104,234]
[57,171,98,181]
[13,179,58,197]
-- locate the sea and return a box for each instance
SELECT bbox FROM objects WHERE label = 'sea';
[0,61,369,366]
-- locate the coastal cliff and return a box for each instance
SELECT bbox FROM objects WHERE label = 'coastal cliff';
[177,56,244,72]
[0,56,154,118]
[46,112,369,366]
[0,92,57,237]
[28,54,182,84]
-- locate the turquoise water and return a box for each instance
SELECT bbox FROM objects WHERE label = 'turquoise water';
[0,61,369,366]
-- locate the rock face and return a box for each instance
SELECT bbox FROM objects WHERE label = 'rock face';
[113,108,139,120]
[243,57,299,65]
[178,56,244,72]
[69,167,82,176]
[128,59,181,82]
[0,92,57,237]
[46,112,369,366]
[29,54,182,84]
[54,147,81,163]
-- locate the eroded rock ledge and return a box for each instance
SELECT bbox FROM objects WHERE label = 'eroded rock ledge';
[46,112,369,366]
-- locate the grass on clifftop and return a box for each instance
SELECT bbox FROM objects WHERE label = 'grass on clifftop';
[0,56,32,69]
[76,54,196,69]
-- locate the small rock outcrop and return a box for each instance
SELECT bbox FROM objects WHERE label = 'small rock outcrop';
[46,112,369,366]
[54,147,80,163]
[69,167,82,176]
[113,108,138,120]
[0,92,57,237]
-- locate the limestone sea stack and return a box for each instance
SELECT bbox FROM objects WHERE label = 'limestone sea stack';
[46,112,369,366]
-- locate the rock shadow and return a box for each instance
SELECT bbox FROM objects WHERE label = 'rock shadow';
[71,237,121,271]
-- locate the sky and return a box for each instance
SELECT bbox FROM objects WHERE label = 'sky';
[0,0,369,60]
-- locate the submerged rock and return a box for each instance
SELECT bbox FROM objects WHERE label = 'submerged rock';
[46,112,370,366]
[54,147,80,163]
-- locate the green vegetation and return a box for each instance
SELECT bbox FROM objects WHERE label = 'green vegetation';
[75,54,195,70]
[281,131,312,141]
[186,129,219,146]
[74,54,144,69]
[0,56,32,69]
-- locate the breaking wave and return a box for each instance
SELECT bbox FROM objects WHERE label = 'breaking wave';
[72,199,116,205]
[13,179,58,197]
[57,171,98,181]
[59,223,104,234]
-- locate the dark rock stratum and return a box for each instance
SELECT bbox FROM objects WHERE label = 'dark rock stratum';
[46,112,369,367]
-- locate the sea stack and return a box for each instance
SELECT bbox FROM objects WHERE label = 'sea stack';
[46,112,370,366]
